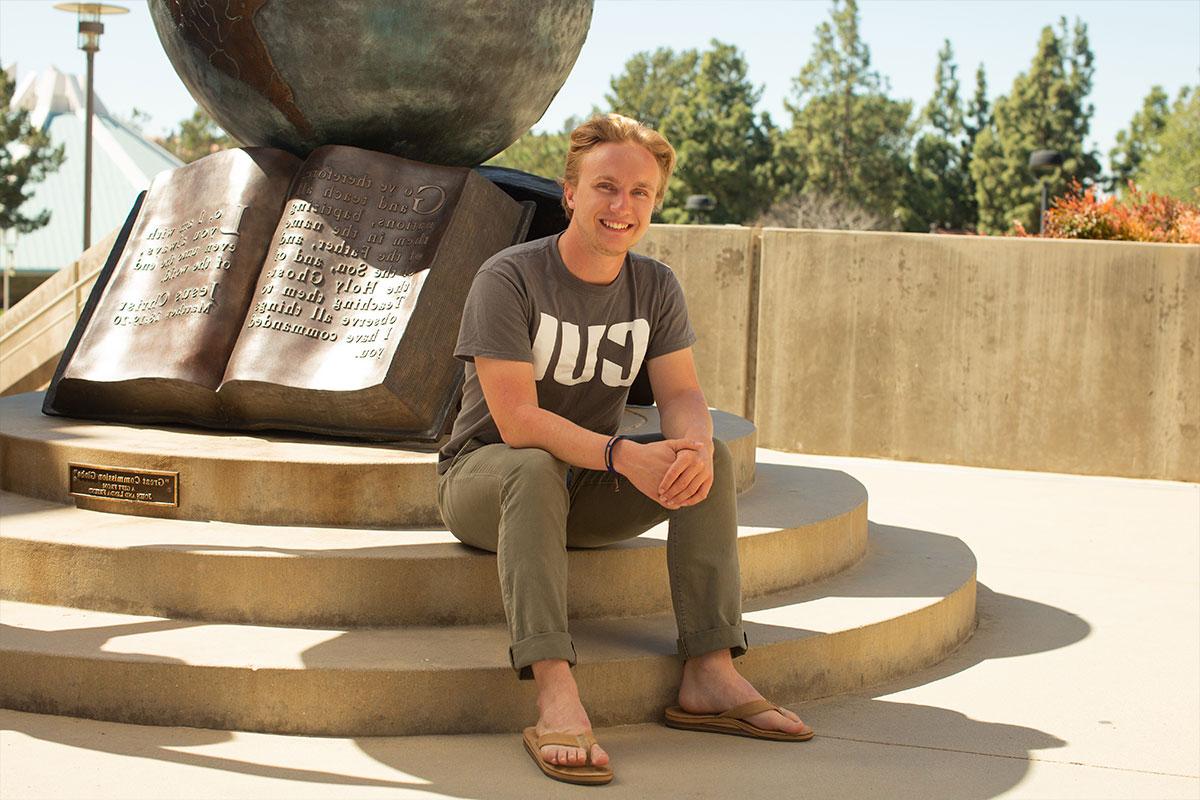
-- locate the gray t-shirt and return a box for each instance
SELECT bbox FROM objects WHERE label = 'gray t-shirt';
[438,234,696,473]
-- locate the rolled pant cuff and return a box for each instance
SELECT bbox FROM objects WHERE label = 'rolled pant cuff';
[677,625,748,660]
[510,632,577,680]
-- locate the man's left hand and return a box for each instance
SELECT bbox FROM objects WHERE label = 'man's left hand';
[657,439,713,509]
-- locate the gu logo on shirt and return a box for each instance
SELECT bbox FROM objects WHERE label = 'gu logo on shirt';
[531,312,650,387]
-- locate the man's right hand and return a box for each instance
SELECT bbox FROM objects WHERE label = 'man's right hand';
[612,438,701,509]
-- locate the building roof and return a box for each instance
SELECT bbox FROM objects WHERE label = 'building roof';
[5,65,182,274]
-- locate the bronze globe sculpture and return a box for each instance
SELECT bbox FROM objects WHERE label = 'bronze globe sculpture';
[149,0,593,166]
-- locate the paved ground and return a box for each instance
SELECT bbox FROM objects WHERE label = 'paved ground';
[2,451,1197,800]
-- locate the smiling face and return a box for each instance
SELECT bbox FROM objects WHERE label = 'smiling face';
[562,141,662,259]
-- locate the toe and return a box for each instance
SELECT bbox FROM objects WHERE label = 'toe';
[780,707,810,731]
[780,711,812,735]
[590,744,610,767]
[747,709,810,734]
[542,745,589,766]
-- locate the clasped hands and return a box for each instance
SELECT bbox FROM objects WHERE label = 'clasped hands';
[612,437,714,509]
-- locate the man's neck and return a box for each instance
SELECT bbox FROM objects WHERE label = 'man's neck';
[557,227,626,286]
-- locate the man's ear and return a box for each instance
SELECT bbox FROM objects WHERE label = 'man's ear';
[562,182,576,210]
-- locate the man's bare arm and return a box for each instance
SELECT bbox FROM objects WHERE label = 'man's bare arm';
[475,356,610,469]
[647,347,714,507]
[475,356,698,506]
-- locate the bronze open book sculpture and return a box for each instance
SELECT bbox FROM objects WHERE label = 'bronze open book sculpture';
[45,145,532,442]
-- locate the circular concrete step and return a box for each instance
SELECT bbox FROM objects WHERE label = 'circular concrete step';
[0,524,977,736]
[0,392,756,527]
[0,462,867,627]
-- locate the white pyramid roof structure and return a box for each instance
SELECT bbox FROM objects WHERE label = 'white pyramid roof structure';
[5,65,182,274]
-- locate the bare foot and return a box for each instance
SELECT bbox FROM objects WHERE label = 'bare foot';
[531,659,610,767]
[677,649,812,736]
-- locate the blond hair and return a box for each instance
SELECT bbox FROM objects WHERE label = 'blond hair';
[560,114,676,219]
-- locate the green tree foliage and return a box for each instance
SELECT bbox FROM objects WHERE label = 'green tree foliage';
[970,19,1101,233]
[1139,86,1199,202]
[964,64,991,152]
[0,70,65,233]
[1108,86,1170,193]
[899,40,976,231]
[605,42,773,224]
[606,48,699,132]
[961,64,991,227]
[658,41,775,224]
[779,0,913,223]
[486,121,577,181]
[160,106,234,164]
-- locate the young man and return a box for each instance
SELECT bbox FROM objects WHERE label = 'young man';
[437,114,811,785]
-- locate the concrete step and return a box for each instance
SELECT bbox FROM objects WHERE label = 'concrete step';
[0,523,976,737]
[0,461,867,627]
[0,392,756,527]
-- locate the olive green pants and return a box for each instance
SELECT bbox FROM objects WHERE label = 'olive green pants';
[437,437,746,679]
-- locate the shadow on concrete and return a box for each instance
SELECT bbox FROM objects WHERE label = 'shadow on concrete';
[349,699,1065,800]
[0,710,417,791]
[0,459,1092,798]
[347,575,1086,800]
[0,621,417,790]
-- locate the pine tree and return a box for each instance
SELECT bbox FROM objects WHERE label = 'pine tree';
[960,65,988,149]
[658,41,775,224]
[607,41,774,224]
[779,0,912,222]
[1140,86,1200,202]
[0,70,65,233]
[1109,86,1171,194]
[900,40,975,231]
[606,48,699,132]
[961,64,990,227]
[971,19,1101,233]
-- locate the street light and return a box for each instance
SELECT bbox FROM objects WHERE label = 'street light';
[685,194,717,225]
[53,2,128,252]
[1028,149,1065,235]
[2,227,17,312]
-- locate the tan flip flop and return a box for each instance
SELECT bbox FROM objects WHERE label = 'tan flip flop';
[664,699,815,741]
[522,727,614,786]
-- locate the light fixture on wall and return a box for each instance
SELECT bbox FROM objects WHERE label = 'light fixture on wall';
[685,194,717,225]
[1028,149,1065,235]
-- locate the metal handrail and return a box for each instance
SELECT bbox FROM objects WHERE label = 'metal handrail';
[0,264,101,347]
[0,307,78,365]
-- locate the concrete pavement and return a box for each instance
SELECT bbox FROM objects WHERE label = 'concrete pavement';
[2,450,1197,800]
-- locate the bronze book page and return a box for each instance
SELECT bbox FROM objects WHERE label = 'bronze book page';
[217,146,525,439]
[219,145,467,392]
[58,148,301,394]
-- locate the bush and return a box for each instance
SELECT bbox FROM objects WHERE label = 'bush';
[1012,181,1200,243]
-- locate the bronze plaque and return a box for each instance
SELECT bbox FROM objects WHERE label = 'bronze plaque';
[69,463,179,506]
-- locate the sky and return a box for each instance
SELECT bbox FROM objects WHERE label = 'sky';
[1,0,1197,164]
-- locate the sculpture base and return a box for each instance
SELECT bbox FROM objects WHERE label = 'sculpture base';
[3,392,757,527]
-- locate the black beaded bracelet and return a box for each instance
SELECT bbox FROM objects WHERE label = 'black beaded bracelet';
[604,434,623,474]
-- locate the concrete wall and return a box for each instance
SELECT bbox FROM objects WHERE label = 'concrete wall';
[646,225,1198,483]
[7,223,1197,481]
[638,225,758,418]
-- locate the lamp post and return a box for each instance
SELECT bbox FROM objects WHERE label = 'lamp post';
[53,2,128,252]
[685,194,717,225]
[1028,149,1065,234]
[2,228,16,312]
